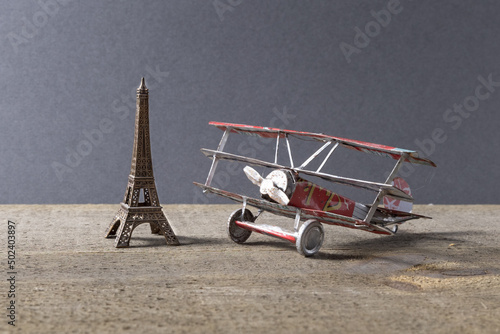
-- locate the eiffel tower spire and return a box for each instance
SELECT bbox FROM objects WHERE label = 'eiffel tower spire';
[105,78,179,248]
[130,77,153,179]
[138,77,147,92]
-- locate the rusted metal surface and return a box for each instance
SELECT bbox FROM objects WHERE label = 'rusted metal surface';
[195,121,437,256]
[105,78,179,248]
[208,121,437,167]
[200,148,413,201]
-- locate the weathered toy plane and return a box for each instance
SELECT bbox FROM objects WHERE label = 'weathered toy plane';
[194,122,436,257]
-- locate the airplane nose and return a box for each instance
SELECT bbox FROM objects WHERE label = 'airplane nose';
[259,179,274,195]
[260,178,290,206]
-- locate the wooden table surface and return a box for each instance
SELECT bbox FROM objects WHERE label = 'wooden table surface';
[2,204,499,334]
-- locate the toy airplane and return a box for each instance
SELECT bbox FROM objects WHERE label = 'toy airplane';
[194,122,436,257]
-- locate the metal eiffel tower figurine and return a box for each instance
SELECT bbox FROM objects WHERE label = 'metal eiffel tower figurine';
[105,78,179,248]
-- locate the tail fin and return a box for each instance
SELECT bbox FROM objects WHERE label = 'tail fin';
[383,177,413,213]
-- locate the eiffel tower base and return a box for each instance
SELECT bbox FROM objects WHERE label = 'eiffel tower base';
[105,204,179,248]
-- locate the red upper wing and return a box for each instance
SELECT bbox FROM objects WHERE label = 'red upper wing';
[209,121,436,167]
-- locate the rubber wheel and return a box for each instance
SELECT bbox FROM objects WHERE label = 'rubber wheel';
[296,220,324,257]
[227,209,254,243]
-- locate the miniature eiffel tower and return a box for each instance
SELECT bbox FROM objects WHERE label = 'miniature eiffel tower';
[105,78,179,248]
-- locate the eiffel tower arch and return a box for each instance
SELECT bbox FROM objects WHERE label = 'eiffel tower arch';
[105,78,179,248]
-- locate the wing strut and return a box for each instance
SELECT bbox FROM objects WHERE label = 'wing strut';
[317,142,339,173]
[294,208,301,232]
[299,140,332,169]
[274,131,280,164]
[364,154,407,224]
[285,134,294,168]
[205,128,231,188]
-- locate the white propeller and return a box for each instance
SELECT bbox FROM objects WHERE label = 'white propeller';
[243,166,263,186]
[243,166,290,206]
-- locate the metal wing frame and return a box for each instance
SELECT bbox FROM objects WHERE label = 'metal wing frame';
[193,182,395,236]
[198,122,435,237]
[209,121,436,167]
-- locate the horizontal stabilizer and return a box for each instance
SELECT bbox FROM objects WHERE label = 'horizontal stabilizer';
[370,205,432,220]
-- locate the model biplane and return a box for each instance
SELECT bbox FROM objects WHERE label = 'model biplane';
[194,122,436,257]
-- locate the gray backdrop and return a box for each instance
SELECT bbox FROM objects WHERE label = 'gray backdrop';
[1,0,499,205]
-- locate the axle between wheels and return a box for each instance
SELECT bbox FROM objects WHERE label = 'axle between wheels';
[227,208,325,257]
